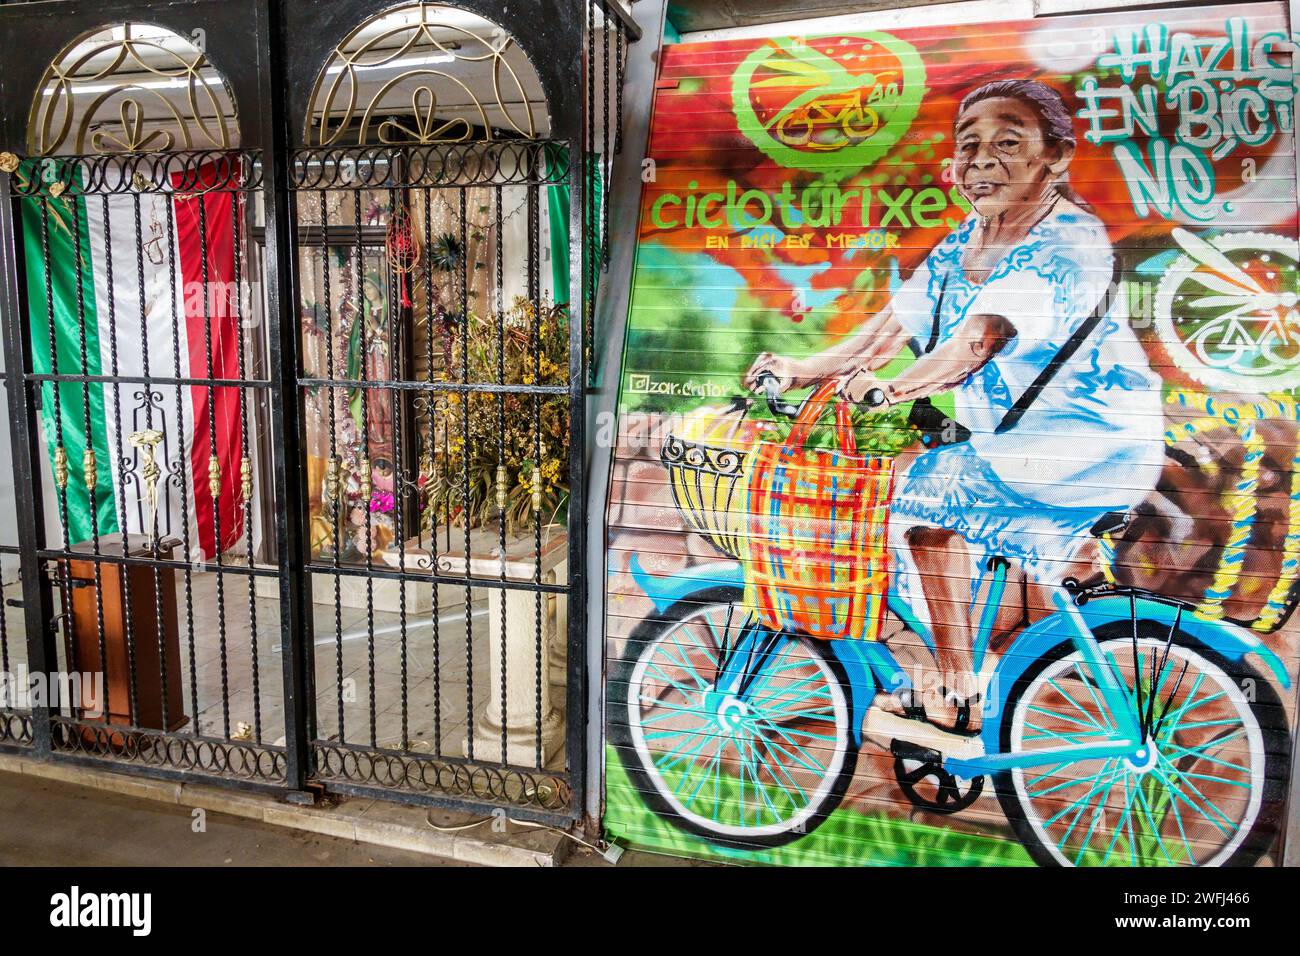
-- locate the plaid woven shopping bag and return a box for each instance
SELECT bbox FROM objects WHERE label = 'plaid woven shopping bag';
[745,380,895,641]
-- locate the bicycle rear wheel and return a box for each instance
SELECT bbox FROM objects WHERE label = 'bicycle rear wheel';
[995,623,1287,866]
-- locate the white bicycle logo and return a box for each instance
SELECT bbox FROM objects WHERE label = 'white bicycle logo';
[1155,228,1300,392]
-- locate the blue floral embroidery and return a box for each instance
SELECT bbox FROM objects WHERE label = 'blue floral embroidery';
[889,208,1162,574]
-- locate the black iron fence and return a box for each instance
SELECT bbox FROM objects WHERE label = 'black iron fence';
[2,151,291,785]
[290,141,578,812]
[0,0,637,824]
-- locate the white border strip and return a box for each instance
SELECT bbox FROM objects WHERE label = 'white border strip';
[677,0,1034,43]
[585,0,672,828]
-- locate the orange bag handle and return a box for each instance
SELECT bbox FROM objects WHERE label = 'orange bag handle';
[785,379,858,456]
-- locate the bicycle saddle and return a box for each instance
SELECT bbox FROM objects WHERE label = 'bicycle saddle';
[1089,510,1131,538]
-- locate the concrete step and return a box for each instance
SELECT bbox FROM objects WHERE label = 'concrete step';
[0,753,572,867]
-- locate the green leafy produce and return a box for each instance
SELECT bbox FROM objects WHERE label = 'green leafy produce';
[750,393,920,458]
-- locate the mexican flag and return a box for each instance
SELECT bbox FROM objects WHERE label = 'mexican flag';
[19,159,250,560]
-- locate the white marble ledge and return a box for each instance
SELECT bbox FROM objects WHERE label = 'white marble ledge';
[381,524,568,582]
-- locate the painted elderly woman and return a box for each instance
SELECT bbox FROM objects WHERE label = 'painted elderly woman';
[745,79,1164,733]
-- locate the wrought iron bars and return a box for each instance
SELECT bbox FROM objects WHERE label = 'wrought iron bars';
[291,140,575,818]
[4,149,287,785]
[582,2,634,386]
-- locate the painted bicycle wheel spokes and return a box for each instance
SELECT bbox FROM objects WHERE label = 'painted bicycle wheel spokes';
[1009,638,1263,866]
[626,604,851,840]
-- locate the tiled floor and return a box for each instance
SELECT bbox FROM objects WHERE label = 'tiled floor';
[2,571,564,769]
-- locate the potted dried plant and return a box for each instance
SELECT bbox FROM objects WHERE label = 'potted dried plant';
[423,295,570,538]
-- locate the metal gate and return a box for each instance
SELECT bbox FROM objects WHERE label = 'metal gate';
[0,0,635,825]
[0,1,304,793]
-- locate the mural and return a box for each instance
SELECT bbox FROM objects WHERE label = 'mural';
[603,2,1300,866]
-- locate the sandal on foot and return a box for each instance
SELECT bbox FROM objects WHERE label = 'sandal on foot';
[899,687,983,737]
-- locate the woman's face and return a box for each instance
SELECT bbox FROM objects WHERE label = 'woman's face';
[953,96,1073,219]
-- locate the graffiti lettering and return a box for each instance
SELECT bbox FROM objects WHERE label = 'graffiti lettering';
[648,179,968,231]
[1077,16,1297,220]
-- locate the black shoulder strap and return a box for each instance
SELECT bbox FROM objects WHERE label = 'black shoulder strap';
[994,266,1118,435]
[923,268,949,356]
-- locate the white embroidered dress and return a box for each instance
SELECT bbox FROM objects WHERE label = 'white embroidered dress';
[886,204,1164,580]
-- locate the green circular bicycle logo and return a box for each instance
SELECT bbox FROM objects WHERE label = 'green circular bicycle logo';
[731,33,926,179]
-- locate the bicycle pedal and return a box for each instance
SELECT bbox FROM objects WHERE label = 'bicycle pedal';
[890,738,942,764]
[863,708,985,762]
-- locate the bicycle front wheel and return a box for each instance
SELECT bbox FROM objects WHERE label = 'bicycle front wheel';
[995,625,1287,866]
[608,588,856,849]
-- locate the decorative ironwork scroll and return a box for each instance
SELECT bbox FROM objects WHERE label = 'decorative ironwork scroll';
[306,1,545,147]
[29,23,238,156]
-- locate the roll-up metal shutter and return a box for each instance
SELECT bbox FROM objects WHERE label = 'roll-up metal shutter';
[602,0,1300,867]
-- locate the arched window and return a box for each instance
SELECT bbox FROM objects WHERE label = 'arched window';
[306,1,549,147]
[29,22,237,155]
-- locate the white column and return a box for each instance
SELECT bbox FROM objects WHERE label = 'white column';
[470,568,564,766]
[401,528,568,767]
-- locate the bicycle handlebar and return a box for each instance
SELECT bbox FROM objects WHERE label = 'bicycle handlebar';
[862,386,889,409]
[755,371,890,417]
[757,372,801,419]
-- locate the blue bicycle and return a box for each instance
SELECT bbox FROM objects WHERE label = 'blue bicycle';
[608,382,1292,866]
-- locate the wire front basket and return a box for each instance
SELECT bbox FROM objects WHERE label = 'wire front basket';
[661,435,750,559]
